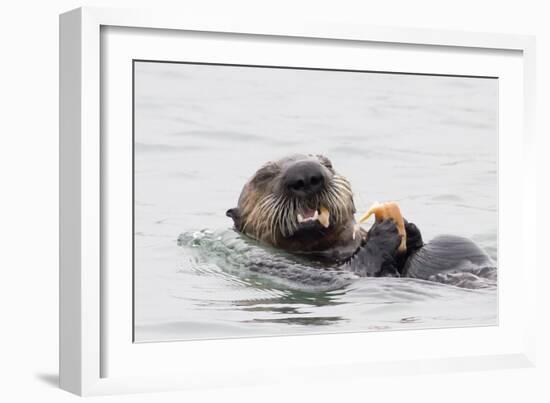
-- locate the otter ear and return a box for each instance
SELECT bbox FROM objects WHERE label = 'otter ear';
[226,207,241,228]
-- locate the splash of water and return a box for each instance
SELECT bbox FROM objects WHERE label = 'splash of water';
[177,229,358,292]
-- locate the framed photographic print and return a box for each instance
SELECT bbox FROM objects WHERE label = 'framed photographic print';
[60,7,537,396]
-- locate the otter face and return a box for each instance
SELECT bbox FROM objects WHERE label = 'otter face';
[227,154,360,255]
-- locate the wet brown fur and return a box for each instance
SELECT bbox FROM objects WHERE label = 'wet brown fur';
[227,154,365,261]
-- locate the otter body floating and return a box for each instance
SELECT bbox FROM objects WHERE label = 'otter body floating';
[403,235,496,288]
[224,154,496,286]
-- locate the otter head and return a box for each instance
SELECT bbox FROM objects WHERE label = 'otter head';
[226,154,363,260]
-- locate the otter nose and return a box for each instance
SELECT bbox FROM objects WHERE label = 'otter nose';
[283,161,326,197]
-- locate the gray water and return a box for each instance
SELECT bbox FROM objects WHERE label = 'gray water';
[133,61,498,342]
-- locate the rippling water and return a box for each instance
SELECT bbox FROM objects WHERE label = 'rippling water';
[133,61,498,342]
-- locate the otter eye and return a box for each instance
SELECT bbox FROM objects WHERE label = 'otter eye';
[253,162,280,183]
[316,155,333,169]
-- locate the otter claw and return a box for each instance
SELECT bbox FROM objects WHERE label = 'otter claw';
[358,201,407,253]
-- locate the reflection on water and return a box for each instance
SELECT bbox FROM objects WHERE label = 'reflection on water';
[133,62,498,342]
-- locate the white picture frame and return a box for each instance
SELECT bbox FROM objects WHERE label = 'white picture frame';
[59,6,537,396]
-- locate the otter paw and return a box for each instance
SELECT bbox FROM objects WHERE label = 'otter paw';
[358,201,407,254]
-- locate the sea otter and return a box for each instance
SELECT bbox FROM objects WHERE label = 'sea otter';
[226,154,495,281]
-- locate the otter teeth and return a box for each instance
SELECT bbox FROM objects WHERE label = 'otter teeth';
[296,208,330,228]
[297,210,319,223]
[318,207,330,228]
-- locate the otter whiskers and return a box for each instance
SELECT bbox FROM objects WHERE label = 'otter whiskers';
[242,174,354,243]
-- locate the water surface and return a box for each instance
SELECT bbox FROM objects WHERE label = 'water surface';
[133,62,498,342]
